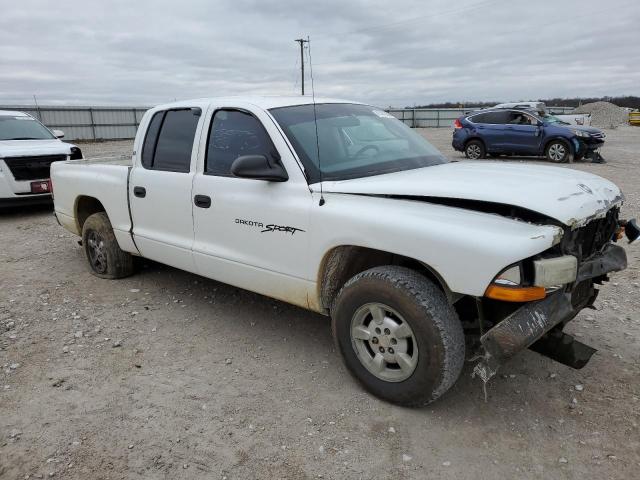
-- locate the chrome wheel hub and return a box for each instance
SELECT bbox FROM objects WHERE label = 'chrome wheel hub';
[549,143,566,161]
[350,303,418,382]
[467,144,481,159]
[87,231,107,274]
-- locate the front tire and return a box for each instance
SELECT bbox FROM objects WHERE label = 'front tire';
[464,140,485,159]
[82,212,134,279]
[545,140,570,163]
[331,266,465,406]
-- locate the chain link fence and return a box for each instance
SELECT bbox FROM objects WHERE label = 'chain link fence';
[1,104,576,140]
[0,105,149,141]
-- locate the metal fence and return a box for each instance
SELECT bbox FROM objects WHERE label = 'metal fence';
[1,104,578,140]
[387,106,576,128]
[0,105,149,141]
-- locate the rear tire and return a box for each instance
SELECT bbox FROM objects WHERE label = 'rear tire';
[545,140,570,163]
[82,212,134,279]
[331,266,465,407]
[464,140,485,159]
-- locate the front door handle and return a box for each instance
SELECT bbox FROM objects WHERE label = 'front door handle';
[194,194,211,208]
[133,186,146,198]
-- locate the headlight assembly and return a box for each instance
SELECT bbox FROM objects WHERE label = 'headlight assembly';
[533,256,577,287]
[485,255,579,302]
[570,129,590,138]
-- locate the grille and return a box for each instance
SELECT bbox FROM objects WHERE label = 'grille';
[567,207,619,261]
[590,132,606,140]
[2,155,67,181]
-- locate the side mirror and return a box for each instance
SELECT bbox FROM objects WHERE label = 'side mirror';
[231,155,288,182]
[52,129,65,138]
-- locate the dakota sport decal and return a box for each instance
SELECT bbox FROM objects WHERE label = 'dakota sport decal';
[235,218,305,235]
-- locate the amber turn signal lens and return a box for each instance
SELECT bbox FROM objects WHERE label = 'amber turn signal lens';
[485,284,546,302]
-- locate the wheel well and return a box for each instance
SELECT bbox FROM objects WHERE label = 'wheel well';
[464,137,485,149]
[318,246,451,313]
[544,137,571,153]
[75,196,106,231]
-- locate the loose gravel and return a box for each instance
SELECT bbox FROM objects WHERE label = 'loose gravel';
[574,101,630,129]
[1,129,639,479]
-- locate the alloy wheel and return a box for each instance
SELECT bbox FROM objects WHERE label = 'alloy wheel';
[548,143,566,162]
[466,144,482,159]
[350,303,419,382]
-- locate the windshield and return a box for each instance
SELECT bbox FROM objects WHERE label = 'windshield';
[541,113,569,125]
[269,103,448,183]
[0,115,55,140]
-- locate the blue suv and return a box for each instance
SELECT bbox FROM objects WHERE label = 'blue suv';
[452,108,606,163]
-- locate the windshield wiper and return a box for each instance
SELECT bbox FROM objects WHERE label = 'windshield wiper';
[4,137,43,140]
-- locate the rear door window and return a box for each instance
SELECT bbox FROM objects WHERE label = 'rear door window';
[141,112,163,168]
[141,108,200,172]
[470,111,510,124]
[469,113,488,124]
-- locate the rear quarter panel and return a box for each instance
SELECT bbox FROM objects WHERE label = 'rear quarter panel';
[51,160,134,250]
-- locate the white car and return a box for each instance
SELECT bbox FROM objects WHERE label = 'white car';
[0,110,82,207]
[50,96,637,406]
[492,102,592,126]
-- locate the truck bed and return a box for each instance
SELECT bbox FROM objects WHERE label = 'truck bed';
[65,155,133,167]
[51,156,136,253]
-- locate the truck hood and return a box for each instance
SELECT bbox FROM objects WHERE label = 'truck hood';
[0,139,73,157]
[320,162,622,228]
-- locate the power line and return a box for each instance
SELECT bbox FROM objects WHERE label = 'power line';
[292,0,504,89]
[312,0,634,68]
[326,0,503,37]
[310,0,504,66]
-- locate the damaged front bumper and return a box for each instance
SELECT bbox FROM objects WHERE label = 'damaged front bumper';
[473,243,627,382]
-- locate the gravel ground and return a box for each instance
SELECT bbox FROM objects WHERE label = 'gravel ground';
[573,102,630,129]
[1,128,639,479]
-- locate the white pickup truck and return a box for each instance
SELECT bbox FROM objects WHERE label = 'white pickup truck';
[0,110,82,207]
[51,96,638,406]
[493,102,592,126]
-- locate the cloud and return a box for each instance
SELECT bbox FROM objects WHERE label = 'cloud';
[0,0,637,107]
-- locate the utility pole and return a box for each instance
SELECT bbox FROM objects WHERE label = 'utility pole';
[294,38,308,95]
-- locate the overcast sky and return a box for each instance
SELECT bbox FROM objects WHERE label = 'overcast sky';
[1,0,638,107]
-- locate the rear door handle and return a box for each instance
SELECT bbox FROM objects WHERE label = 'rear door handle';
[133,186,146,198]
[194,194,211,208]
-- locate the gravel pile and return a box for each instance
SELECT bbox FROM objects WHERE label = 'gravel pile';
[574,101,628,128]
